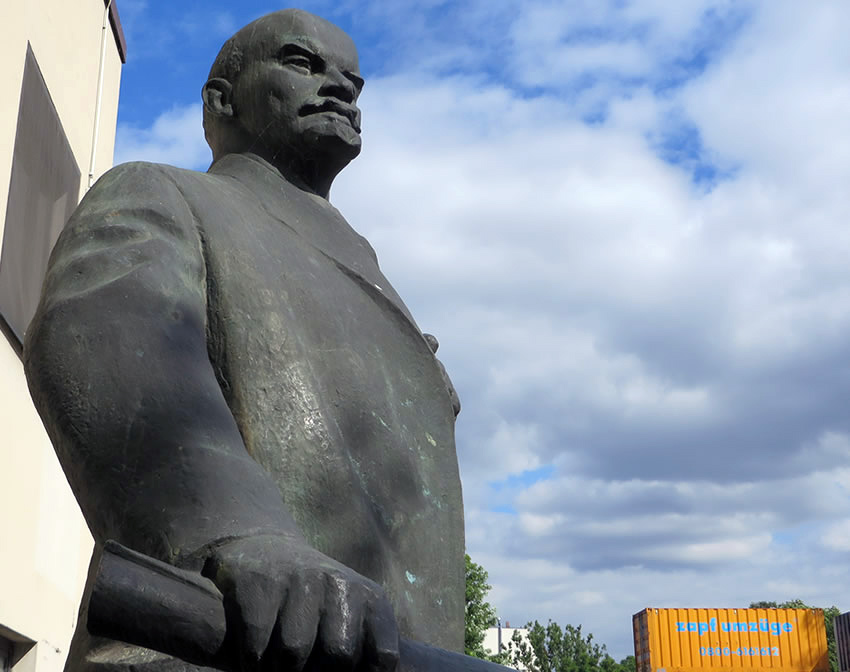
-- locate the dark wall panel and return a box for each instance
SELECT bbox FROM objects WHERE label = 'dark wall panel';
[0,43,81,345]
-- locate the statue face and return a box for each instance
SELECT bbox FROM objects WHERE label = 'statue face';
[233,12,364,167]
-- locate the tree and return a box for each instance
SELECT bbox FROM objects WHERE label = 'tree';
[504,620,635,672]
[750,600,841,672]
[616,655,636,672]
[465,554,498,658]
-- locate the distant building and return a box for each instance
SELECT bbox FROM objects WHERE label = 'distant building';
[485,621,532,670]
[0,2,125,672]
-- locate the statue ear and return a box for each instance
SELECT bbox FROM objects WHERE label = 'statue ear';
[202,78,234,118]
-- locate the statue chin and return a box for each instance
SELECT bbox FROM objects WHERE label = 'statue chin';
[302,114,361,152]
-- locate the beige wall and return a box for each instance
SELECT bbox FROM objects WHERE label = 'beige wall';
[0,347,94,668]
[0,2,123,671]
[0,0,123,240]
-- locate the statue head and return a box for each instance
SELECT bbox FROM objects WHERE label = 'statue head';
[202,10,364,198]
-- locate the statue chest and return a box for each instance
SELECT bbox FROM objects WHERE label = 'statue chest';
[193,193,464,646]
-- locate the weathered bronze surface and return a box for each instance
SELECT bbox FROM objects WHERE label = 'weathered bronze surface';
[24,9,465,672]
[86,541,511,672]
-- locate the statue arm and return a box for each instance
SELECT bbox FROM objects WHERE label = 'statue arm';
[24,162,303,563]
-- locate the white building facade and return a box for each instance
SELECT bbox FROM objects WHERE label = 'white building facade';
[485,623,532,670]
[0,3,125,672]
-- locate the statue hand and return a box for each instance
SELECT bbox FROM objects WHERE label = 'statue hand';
[201,534,399,672]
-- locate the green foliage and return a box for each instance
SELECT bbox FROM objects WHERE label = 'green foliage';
[824,606,841,672]
[465,554,498,659]
[749,600,841,672]
[616,655,636,672]
[503,620,635,672]
[487,644,514,667]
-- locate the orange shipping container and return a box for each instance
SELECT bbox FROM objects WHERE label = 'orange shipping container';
[633,608,829,672]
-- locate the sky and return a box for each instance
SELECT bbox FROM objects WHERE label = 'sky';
[110,0,850,660]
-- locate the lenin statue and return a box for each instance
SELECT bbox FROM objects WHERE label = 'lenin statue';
[24,8,465,672]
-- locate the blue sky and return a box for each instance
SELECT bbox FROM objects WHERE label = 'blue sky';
[110,0,850,659]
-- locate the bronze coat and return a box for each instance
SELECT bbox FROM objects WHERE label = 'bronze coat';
[24,153,465,667]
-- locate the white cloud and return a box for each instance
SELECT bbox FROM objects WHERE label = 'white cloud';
[682,3,850,184]
[821,520,850,552]
[483,421,544,480]
[516,41,653,88]
[114,103,210,169]
[506,0,745,92]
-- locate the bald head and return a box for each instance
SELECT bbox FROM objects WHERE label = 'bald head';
[201,9,364,196]
[206,10,359,95]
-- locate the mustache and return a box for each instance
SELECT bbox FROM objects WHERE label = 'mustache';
[299,99,361,133]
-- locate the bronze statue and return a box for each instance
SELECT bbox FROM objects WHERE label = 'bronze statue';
[24,9,466,672]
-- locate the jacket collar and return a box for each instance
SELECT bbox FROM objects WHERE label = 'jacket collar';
[208,153,423,334]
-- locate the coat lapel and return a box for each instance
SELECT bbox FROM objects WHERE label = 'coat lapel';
[207,153,425,339]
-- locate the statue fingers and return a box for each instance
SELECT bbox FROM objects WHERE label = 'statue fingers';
[361,583,400,672]
[315,571,369,669]
[268,572,323,672]
[202,553,284,671]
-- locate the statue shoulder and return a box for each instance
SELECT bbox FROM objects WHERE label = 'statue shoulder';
[77,161,219,234]
[44,161,210,304]
[92,161,214,198]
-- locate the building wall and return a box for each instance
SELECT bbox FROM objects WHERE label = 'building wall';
[484,626,532,670]
[0,2,124,671]
[0,1,123,232]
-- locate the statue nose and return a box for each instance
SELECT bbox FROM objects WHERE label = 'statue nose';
[319,67,357,103]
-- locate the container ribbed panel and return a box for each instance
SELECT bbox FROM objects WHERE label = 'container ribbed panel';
[632,608,829,672]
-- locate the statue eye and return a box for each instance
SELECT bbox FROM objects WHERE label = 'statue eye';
[284,55,313,71]
[279,45,325,74]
